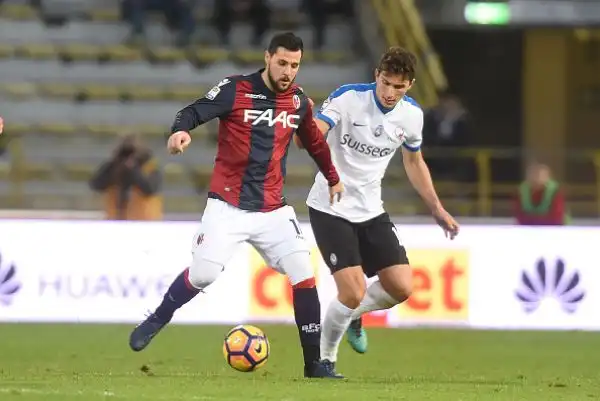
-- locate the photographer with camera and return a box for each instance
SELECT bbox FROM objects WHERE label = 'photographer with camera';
[90,134,163,220]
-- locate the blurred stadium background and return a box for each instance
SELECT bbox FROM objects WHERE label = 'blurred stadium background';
[0,0,598,223]
[2,2,600,400]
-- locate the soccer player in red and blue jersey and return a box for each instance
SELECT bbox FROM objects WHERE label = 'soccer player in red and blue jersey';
[129,32,344,379]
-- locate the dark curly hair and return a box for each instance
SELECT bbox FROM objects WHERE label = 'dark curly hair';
[267,32,304,55]
[377,47,417,81]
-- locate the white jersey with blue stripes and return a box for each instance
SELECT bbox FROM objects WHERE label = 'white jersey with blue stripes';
[306,82,423,223]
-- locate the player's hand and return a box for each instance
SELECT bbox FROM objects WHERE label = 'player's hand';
[329,181,344,205]
[0,116,4,134]
[432,207,460,240]
[307,97,315,109]
[167,131,191,154]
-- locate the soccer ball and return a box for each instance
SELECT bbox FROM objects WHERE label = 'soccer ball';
[223,325,270,372]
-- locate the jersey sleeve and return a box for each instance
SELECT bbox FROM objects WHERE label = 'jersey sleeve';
[297,99,340,186]
[170,78,236,134]
[402,108,424,152]
[315,87,350,130]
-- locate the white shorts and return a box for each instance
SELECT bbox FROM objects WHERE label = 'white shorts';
[192,198,309,270]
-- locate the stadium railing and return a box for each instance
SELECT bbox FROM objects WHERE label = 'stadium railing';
[4,134,600,218]
[418,147,600,218]
[370,0,447,108]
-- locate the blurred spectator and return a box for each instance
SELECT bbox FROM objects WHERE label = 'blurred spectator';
[214,0,271,47]
[121,0,195,47]
[89,134,163,221]
[0,116,5,157]
[301,0,353,49]
[423,93,473,182]
[513,162,569,226]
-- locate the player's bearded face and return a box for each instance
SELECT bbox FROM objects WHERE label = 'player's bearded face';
[375,70,414,108]
[266,48,301,92]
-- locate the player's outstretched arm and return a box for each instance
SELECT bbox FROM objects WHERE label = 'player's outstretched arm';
[296,102,343,204]
[294,117,328,149]
[168,78,235,154]
[402,148,459,239]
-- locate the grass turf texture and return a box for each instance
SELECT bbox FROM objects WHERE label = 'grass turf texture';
[0,324,598,401]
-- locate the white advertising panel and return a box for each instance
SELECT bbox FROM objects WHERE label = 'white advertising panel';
[467,227,600,330]
[1,220,598,331]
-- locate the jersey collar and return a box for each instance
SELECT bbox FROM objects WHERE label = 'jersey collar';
[251,68,275,95]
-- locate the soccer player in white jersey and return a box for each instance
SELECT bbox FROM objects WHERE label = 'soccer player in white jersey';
[295,47,460,372]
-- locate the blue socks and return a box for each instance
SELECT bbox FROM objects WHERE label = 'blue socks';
[154,268,200,321]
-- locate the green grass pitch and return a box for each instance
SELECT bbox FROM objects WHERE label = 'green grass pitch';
[0,323,598,401]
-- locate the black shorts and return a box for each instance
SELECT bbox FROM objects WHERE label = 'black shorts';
[308,207,409,278]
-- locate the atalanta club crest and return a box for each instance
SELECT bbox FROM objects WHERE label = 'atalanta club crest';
[293,95,300,110]
[395,128,405,141]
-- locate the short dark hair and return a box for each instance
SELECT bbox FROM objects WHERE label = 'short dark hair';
[267,32,304,55]
[377,47,417,81]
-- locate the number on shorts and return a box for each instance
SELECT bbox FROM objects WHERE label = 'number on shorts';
[289,219,303,235]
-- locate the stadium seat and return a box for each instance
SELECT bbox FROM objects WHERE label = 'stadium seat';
[38,82,79,99]
[16,43,57,60]
[62,163,96,181]
[130,124,169,138]
[0,193,13,208]
[0,82,37,99]
[192,165,214,189]
[148,47,187,64]
[286,199,310,215]
[190,124,211,138]
[3,123,33,135]
[167,85,209,102]
[0,162,11,181]
[35,123,79,136]
[191,47,230,65]
[83,123,123,137]
[60,44,103,61]
[385,201,420,216]
[81,84,121,100]
[0,44,14,59]
[233,50,267,65]
[20,163,55,181]
[103,45,144,62]
[164,195,203,213]
[315,50,355,64]
[383,167,407,185]
[73,195,103,211]
[283,165,316,187]
[88,8,120,22]
[0,0,365,219]
[124,85,165,101]
[26,193,73,210]
[304,90,330,105]
[0,3,37,20]
[163,163,190,184]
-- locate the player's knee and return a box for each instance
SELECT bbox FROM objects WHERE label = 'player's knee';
[390,281,412,303]
[380,271,412,303]
[277,251,314,287]
[338,287,365,309]
[334,267,366,309]
[188,256,224,289]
